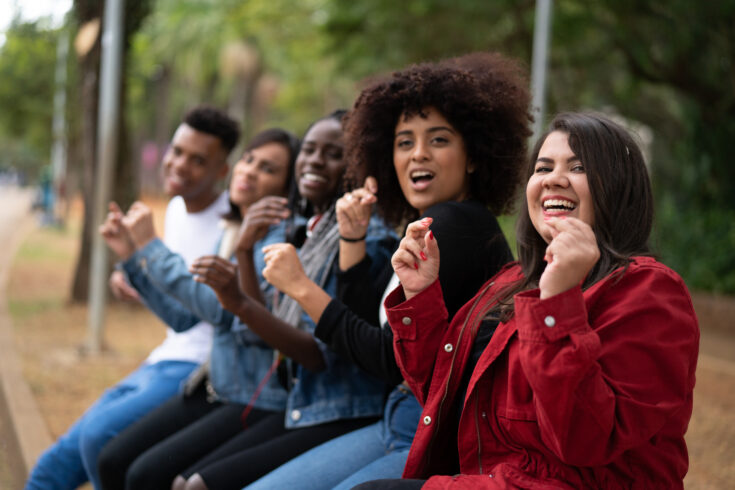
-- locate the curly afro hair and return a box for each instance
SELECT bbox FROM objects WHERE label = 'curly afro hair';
[343,52,533,226]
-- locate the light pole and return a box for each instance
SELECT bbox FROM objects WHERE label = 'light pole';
[530,0,553,141]
[87,0,125,353]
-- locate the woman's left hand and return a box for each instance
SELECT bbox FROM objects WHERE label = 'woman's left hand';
[262,243,308,298]
[190,255,244,312]
[539,217,600,299]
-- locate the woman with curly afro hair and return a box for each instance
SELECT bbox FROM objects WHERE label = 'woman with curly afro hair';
[246,52,532,490]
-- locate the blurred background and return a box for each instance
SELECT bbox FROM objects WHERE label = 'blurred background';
[1,0,733,298]
[0,1,734,487]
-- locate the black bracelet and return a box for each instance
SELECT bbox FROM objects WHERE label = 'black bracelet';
[339,234,367,242]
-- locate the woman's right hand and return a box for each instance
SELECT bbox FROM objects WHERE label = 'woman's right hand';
[190,255,244,313]
[237,196,290,253]
[336,176,378,240]
[391,217,440,300]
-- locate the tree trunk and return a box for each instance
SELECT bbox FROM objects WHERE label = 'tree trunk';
[69,0,151,302]
[70,1,102,303]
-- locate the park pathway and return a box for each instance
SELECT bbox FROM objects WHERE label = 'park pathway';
[0,185,50,487]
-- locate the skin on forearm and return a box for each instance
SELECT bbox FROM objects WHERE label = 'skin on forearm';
[235,249,266,305]
[338,240,367,271]
[233,296,327,372]
[288,278,333,326]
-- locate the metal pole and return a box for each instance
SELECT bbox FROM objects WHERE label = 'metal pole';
[51,26,69,225]
[87,0,125,353]
[530,0,553,141]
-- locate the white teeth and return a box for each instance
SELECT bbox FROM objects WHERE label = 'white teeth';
[303,173,327,183]
[543,199,576,210]
[410,170,434,179]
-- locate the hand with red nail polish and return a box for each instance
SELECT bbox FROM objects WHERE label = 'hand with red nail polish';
[391,217,440,300]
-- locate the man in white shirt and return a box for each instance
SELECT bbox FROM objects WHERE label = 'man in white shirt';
[26,107,239,490]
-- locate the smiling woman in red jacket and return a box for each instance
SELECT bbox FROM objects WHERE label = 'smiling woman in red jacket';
[367,112,700,489]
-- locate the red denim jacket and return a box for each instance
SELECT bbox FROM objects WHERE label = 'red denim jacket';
[386,257,699,489]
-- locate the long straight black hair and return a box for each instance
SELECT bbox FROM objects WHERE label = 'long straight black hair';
[492,112,654,320]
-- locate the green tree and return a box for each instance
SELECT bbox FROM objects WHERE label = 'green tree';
[320,0,735,292]
[0,19,59,178]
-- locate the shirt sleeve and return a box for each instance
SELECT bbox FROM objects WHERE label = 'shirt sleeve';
[514,263,699,465]
[315,297,404,385]
[121,259,202,332]
[423,201,512,318]
[123,238,236,329]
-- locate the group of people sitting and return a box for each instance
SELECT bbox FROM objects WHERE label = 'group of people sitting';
[26,52,699,490]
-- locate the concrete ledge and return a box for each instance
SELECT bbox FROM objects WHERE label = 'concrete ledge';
[0,190,52,477]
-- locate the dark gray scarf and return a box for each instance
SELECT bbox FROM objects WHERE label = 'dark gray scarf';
[273,206,340,330]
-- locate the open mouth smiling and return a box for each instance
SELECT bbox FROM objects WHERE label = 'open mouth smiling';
[543,198,577,212]
[410,170,435,186]
[301,172,328,184]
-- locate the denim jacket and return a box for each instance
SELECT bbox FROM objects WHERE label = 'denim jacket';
[125,215,398,428]
[122,222,289,411]
[281,214,398,427]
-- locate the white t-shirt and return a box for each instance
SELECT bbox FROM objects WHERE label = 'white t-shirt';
[145,192,230,364]
[379,272,400,328]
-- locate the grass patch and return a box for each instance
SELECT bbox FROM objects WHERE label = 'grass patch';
[497,214,518,259]
[8,297,65,320]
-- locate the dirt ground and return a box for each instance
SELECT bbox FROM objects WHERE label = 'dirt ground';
[5,196,735,489]
[8,198,167,440]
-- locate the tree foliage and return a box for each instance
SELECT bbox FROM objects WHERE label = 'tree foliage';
[0,0,732,292]
[0,19,59,177]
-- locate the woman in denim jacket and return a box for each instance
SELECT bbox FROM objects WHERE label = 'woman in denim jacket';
[103,112,398,490]
[96,128,299,488]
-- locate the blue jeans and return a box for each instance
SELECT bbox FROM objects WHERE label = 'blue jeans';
[245,387,420,490]
[25,360,197,490]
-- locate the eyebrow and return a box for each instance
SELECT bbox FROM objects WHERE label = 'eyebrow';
[536,155,580,164]
[395,126,456,137]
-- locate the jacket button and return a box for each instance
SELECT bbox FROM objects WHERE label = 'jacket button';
[423,415,432,425]
[544,315,556,328]
[291,409,301,421]
[443,343,453,352]
[402,317,412,325]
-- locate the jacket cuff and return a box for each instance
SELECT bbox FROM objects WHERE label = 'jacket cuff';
[385,279,446,341]
[514,285,589,342]
[121,237,167,273]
